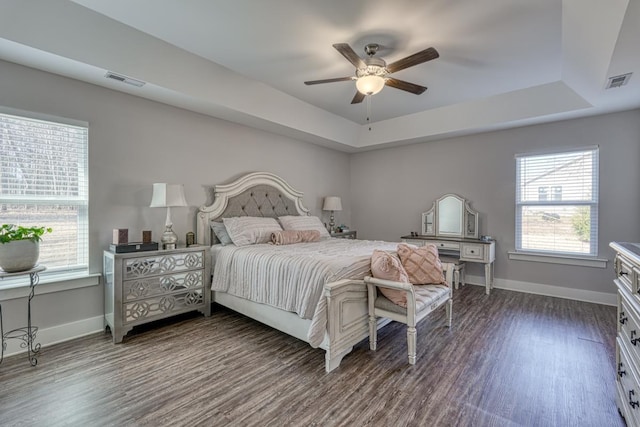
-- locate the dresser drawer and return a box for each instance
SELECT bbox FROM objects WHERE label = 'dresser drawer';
[123,251,204,280]
[123,270,203,301]
[618,337,640,425]
[616,254,636,294]
[619,292,640,362]
[402,239,426,247]
[460,243,484,261]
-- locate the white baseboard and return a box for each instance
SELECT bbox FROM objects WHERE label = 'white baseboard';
[465,274,617,306]
[3,315,104,358]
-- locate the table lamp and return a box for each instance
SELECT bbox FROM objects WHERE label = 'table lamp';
[150,183,188,250]
[323,196,342,233]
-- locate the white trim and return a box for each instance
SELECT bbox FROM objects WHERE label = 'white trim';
[0,105,88,127]
[2,315,104,357]
[514,145,600,158]
[465,274,616,306]
[0,273,100,301]
[507,250,608,268]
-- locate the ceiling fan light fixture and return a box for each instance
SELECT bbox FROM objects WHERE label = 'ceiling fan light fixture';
[356,75,385,95]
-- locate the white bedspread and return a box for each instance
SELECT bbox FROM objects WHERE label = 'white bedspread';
[211,238,400,347]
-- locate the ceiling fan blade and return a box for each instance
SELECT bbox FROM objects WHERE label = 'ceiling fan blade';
[351,91,365,104]
[386,47,439,74]
[385,78,427,95]
[304,77,354,85]
[333,43,366,69]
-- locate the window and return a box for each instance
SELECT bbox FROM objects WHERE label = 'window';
[0,108,89,276]
[516,147,598,256]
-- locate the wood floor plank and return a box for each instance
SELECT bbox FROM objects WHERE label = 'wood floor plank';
[0,285,622,427]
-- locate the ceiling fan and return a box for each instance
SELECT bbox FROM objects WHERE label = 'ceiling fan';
[304,43,439,104]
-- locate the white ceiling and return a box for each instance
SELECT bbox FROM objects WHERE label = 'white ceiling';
[0,0,638,151]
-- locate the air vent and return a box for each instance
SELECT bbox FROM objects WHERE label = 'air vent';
[104,71,146,88]
[606,73,632,89]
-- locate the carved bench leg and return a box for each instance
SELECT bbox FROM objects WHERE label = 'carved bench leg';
[446,299,453,328]
[407,326,417,365]
[369,314,378,351]
[453,269,460,290]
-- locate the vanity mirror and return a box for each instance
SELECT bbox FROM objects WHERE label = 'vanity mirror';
[421,194,479,239]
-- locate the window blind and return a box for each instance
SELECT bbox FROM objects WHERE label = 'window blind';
[515,147,599,256]
[0,111,89,274]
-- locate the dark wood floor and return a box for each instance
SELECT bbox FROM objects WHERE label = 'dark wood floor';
[0,285,622,427]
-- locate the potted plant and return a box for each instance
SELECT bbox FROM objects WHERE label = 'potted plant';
[0,224,52,273]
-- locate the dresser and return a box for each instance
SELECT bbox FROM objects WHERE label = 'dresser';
[612,242,640,426]
[401,235,495,295]
[103,246,211,343]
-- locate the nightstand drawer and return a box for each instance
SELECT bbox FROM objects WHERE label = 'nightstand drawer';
[123,251,204,280]
[123,289,205,324]
[123,270,203,301]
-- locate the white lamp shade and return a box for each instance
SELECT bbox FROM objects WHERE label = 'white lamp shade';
[355,75,385,95]
[150,183,188,207]
[323,196,342,211]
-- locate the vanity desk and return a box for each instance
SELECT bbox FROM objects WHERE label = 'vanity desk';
[401,235,495,294]
[405,193,496,295]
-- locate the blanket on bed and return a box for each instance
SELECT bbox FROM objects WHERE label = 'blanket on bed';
[211,238,400,347]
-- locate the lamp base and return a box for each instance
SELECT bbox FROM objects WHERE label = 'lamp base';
[161,225,178,250]
[329,211,336,233]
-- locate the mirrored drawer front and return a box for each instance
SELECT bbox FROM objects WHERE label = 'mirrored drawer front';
[124,251,204,279]
[461,243,484,261]
[123,290,204,323]
[123,270,203,301]
[618,338,640,424]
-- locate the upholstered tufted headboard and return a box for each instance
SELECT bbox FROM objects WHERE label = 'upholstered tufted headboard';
[196,172,310,245]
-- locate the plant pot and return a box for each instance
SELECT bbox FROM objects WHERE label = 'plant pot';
[0,239,40,273]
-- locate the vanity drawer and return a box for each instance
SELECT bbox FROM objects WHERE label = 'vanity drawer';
[402,239,427,247]
[460,243,485,261]
[432,241,460,252]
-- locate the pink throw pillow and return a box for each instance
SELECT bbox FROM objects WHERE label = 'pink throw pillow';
[370,250,410,307]
[396,243,447,286]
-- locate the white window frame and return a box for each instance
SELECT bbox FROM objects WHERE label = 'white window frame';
[514,146,600,260]
[0,107,90,287]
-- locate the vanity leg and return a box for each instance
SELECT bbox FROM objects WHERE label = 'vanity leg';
[484,263,493,295]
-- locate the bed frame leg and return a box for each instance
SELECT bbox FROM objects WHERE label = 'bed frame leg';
[325,346,353,373]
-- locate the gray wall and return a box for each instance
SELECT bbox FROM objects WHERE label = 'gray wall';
[350,109,640,294]
[0,59,351,331]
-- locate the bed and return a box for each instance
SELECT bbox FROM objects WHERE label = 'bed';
[196,172,449,372]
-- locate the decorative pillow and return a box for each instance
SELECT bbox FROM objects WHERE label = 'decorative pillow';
[396,243,447,286]
[370,250,410,307]
[222,217,282,247]
[278,215,330,238]
[210,221,233,245]
[270,230,321,245]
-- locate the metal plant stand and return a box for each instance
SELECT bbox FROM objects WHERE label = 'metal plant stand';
[0,265,46,366]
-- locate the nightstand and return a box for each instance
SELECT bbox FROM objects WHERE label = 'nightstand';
[331,230,357,239]
[103,246,211,343]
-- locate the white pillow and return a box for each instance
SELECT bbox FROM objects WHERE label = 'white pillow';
[222,217,282,246]
[278,215,330,238]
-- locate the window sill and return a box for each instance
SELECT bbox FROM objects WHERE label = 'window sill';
[507,251,608,268]
[0,271,100,301]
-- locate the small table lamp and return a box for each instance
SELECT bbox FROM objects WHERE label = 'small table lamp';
[150,183,188,250]
[323,196,342,233]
